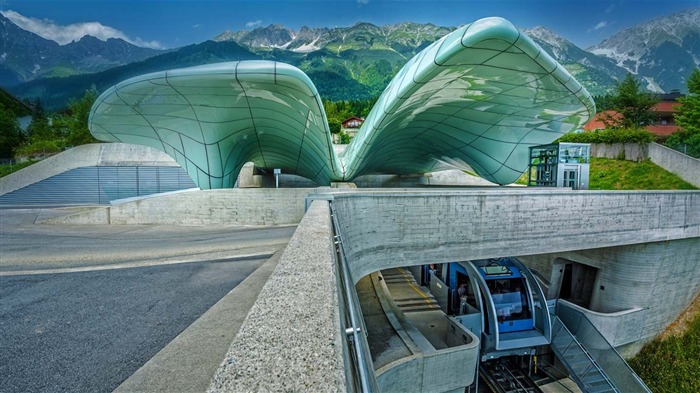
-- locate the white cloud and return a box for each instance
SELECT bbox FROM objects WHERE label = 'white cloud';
[245,20,262,29]
[1,10,163,49]
[587,21,609,33]
[192,24,201,29]
[605,3,615,14]
[357,0,370,5]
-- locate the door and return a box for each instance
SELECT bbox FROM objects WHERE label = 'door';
[563,165,580,189]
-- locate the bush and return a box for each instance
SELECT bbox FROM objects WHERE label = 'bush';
[558,128,654,144]
[0,160,38,178]
[15,139,64,157]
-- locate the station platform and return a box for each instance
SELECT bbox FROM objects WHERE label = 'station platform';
[356,267,582,393]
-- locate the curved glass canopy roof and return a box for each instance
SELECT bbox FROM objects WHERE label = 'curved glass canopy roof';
[89,17,595,188]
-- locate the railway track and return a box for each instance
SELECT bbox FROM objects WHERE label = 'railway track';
[480,358,543,393]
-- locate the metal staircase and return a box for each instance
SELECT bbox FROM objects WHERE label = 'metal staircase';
[552,302,652,393]
[551,316,617,393]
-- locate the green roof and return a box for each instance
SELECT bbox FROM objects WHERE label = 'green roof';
[89,17,595,188]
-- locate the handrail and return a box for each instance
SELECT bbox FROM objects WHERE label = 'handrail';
[329,202,378,392]
[556,302,652,393]
[551,316,618,392]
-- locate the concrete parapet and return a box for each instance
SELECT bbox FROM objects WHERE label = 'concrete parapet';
[44,188,315,226]
[208,200,346,392]
[330,190,700,284]
[376,342,478,393]
[557,300,647,348]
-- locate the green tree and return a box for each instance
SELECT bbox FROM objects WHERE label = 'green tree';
[327,118,342,134]
[602,73,659,129]
[53,87,99,146]
[0,106,24,158]
[26,99,55,141]
[666,68,700,157]
[338,131,352,144]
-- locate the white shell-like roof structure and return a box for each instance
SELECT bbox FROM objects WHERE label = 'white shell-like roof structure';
[89,17,595,188]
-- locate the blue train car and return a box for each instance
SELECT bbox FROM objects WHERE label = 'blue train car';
[425,257,551,360]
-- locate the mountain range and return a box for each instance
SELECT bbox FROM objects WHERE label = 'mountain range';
[2,8,698,111]
[0,13,164,86]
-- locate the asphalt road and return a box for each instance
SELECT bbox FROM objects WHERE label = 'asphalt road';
[0,208,296,393]
[1,209,296,272]
[0,257,266,393]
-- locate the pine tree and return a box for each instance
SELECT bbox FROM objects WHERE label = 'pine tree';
[602,73,658,129]
[667,68,700,157]
[0,106,23,158]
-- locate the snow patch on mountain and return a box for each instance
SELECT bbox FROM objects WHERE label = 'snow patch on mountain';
[643,76,664,93]
[292,38,321,53]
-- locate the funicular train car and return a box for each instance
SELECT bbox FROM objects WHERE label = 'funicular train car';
[423,257,551,360]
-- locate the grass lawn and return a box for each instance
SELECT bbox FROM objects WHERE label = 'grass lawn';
[629,312,700,393]
[517,157,697,190]
[589,158,697,190]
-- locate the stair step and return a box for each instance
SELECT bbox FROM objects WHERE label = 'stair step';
[396,298,439,307]
[401,305,442,313]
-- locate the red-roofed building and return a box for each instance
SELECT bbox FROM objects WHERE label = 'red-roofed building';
[584,91,683,137]
[342,117,364,129]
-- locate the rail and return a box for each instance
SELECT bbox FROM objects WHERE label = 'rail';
[556,302,652,392]
[329,202,379,392]
[551,316,617,392]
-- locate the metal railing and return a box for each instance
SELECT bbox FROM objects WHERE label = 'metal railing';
[556,302,652,393]
[329,202,379,392]
[551,316,618,392]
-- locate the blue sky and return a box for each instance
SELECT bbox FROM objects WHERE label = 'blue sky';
[1,0,697,50]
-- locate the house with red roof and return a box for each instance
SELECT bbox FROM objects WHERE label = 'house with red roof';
[583,91,683,137]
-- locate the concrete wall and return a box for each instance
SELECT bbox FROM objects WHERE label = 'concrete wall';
[1,143,178,196]
[376,344,479,393]
[519,237,700,351]
[590,143,648,162]
[331,190,699,284]
[561,239,700,347]
[649,142,700,188]
[208,200,346,392]
[329,190,699,352]
[558,300,647,348]
[45,188,314,226]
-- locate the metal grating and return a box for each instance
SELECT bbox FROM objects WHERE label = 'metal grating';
[0,166,196,206]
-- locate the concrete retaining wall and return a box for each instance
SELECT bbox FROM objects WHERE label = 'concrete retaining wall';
[649,143,700,188]
[44,188,315,226]
[208,200,346,392]
[590,143,648,162]
[1,143,178,196]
